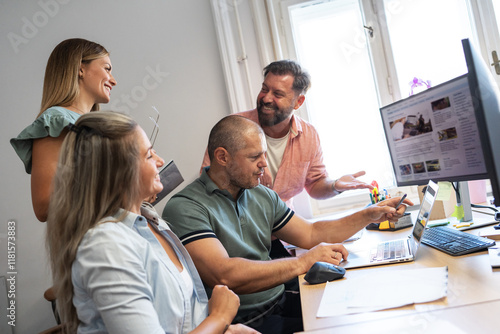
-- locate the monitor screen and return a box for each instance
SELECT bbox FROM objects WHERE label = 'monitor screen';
[462,38,500,207]
[380,74,488,187]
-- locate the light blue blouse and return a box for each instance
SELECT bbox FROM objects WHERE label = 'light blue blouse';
[72,207,209,334]
[10,106,80,174]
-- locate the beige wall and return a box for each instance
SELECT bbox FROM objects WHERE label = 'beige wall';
[0,0,236,332]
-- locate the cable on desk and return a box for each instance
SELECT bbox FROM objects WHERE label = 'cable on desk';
[471,204,498,213]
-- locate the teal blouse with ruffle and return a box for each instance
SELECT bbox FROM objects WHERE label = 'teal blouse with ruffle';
[10,107,81,174]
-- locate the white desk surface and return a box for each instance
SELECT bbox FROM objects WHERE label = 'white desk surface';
[297,211,500,333]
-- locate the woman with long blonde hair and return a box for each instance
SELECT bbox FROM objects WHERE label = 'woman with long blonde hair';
[11,38,117,222]
[47,111,257,334]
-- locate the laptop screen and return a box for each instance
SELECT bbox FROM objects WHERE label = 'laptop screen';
[412,180,439,242]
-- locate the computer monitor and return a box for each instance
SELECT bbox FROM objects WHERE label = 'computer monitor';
[380,74,488,187]
[379,38,500,215]
[462,38,500,207]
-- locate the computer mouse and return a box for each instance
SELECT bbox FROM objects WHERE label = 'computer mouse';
[304,261,346,285]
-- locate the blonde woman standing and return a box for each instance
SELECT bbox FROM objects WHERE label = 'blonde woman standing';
[10,38,117,222]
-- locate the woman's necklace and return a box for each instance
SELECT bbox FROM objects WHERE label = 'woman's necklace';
[67,105,88,115]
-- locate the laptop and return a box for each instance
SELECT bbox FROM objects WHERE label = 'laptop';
[340,180,439,269]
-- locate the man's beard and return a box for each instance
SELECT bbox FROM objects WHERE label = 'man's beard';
[257,101,293,127]
[228,172,261,190]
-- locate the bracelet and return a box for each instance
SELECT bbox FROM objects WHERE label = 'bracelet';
[332,179,343,195]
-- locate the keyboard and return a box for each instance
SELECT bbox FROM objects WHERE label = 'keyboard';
[421,226,496,256]
[373,239,407,261]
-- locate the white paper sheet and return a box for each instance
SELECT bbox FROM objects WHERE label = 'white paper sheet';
[317,266,448,317]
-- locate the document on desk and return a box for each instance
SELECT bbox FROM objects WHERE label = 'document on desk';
[317,266,448,317]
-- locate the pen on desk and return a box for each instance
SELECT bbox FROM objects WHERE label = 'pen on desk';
[428,221,450,228]
[395,194,407,210]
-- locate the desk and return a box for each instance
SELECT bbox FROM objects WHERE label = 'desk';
[298,212,500,333]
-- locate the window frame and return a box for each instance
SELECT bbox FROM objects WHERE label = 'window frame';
[275,0,399,215]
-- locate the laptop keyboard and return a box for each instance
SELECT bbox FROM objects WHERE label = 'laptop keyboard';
[374,239,406,261]
[421,226,496,256]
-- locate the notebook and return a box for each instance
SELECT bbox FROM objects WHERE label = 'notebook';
[151,160,184,206]
[340,180,439,269]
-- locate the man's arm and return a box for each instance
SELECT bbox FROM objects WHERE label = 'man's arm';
[307,171,374,200]
[179,194,410,294]
[275,196,413,249]
[184,237,347,294]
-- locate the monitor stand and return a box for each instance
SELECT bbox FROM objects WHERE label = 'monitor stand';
[454,181,496,230]
[456,181,473,222]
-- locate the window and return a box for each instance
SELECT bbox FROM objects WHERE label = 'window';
[281,0,394,214]
[383,0,474,94]
[273,0,500,215]
[495,1,500,31]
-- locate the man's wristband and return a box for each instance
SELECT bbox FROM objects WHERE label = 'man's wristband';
[332,179,343,195]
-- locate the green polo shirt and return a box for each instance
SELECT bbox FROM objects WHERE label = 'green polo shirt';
[163,167,293,319]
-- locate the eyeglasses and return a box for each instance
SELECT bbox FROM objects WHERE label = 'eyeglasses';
[149,106,160,148]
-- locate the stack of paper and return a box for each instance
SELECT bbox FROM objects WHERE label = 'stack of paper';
[317,266,448,317]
